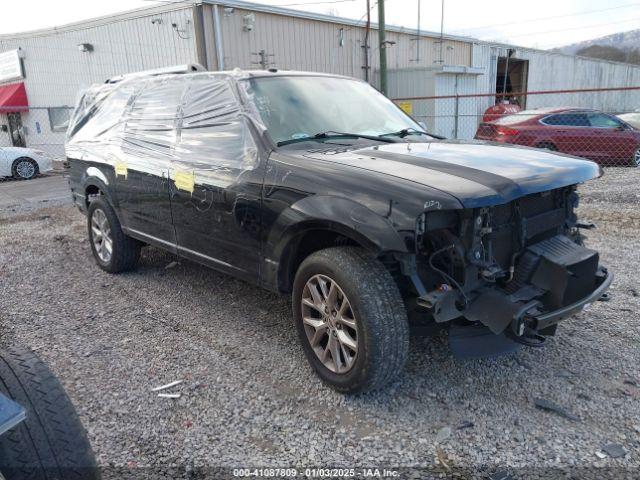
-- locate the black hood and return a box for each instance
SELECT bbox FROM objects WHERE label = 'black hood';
[304,141,602,208]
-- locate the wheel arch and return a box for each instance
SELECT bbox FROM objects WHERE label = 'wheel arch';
[80,167,116,209]
[266,196,412,293]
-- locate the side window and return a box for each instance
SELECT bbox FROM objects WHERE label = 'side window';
[588,113,621,128]
[176,77,258,170]
[123,78,186,159]
[543,113,589,127]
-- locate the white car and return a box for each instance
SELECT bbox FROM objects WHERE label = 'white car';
[0,147,53,180]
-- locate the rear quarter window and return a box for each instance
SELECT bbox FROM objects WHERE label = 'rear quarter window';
[66,83,135,144]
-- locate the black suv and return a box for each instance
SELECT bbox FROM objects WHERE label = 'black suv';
[66,68,611,393]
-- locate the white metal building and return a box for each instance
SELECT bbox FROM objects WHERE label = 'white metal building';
[1,0,640,152]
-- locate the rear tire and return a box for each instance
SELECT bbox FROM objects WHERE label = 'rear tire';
[632,147,640,167]
[11,157,38,180]
[87,197,140,273]
[292,247,409,393]
[0,346,99,480]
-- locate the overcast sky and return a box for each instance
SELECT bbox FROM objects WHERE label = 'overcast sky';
[1,0,639,49]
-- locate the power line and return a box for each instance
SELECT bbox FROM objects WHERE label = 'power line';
[451,2,640,34]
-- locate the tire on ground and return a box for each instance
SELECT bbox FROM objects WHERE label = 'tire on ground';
[11,157,39,180]
[0,346,99,480]
[87,197,141,273]
[292,246,410,393]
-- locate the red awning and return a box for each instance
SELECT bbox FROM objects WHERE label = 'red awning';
[0,82,28,112]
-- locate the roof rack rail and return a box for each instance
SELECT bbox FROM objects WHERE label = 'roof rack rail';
[105,63,206,84]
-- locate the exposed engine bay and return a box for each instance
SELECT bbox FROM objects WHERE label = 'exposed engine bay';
[412,185,612,355]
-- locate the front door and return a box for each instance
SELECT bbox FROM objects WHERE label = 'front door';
[116,78,186,245]
[169,76,264,282]
[586,112,638,164]
[7,112,25,147]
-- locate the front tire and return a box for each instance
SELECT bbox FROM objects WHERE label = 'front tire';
[0,346,99,480]
[87,197,140,273]
[292,247,409,393]
[632,147,640,167]
[12,157,38,180]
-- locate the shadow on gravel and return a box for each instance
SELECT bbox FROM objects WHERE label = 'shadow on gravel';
[133,244,549,408]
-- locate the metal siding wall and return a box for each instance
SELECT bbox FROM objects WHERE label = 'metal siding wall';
[472,45,640,112]
[212,8,471,80]
[523,51,640,111]
[0,8,199,151]
[0,8,198,108]
[472,43,495,116]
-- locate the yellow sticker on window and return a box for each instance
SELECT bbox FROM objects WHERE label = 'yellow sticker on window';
[174,170,195,194]
[114,161,128,178]
[397,101,413,115]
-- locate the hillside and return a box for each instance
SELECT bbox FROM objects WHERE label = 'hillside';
[554,29,640,65]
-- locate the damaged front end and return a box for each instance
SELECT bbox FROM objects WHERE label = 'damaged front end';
[413,185,612,357]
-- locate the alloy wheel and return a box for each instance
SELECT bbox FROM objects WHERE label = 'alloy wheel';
[634,148,640,167]
[16,160,35,179]
[90,208,113,263]
[301,274,358,374]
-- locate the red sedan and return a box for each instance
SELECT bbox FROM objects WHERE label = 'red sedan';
[475,107,640,166]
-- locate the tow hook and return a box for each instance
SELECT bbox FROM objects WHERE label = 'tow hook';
[509,313,546,347]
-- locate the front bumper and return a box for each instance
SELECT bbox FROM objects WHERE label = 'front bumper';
[421,234,613,340]
[526,266,612,331]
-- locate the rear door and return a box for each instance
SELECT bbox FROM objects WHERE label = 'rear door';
[169,75,264,281]
[116,77,187,246]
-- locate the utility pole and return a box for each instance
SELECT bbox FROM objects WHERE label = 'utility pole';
[363,0,371,82]
[438,0,445,64]
[378,0,387,95]
[413,0,421,63]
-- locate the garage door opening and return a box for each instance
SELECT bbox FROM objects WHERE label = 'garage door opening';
[496,55,529,108]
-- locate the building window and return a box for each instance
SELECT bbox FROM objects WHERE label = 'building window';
[48,107,72,132]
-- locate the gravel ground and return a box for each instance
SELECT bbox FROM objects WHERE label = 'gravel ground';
[0,169,638,479]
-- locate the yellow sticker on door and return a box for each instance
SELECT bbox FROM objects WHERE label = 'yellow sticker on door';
[174,170,195,193]
[114,161,128,178]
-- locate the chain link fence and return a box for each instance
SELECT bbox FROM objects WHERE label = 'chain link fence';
[0,106,72,182]
[2,86,639,185]
[393,86,640,167]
